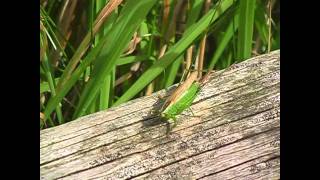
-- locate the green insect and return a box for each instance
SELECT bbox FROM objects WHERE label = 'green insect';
[160,82,200,125]
[158,71,211,127]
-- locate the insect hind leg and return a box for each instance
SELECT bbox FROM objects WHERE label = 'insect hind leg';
[180,108,201,118]
[188,107,195,116]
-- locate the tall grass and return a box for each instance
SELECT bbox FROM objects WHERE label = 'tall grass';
[40,0,280,129]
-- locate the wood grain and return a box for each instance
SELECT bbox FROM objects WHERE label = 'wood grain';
[40,50,280,180]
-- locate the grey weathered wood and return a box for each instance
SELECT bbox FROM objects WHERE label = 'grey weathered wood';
[40,50,280,180]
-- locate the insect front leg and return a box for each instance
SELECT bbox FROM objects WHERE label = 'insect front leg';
[165,117,177,133]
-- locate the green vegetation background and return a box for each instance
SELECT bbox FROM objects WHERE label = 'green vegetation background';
[40,0,280,129]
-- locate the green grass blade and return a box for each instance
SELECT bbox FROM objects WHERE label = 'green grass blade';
[162,0,205,89]
[40,6,68,58]
[40,82,50,93]
[236,0,256,60]
[99,73,112,109]
[116,55,149,66]
[54,1,120,98]
[139,21,149,50]
[226,51,233,67]
[208,11,239,70]
[40,0,279,128]
[43,0,156,121]
[98,3,118,110]
[254,0,268,45]
[113,0,235,107]
[87,0,97,112]
[96,0,112,111]
[40,78,60,93]
[164,55,183,88]
[42,54,64,124]
[73,0,158,118]
[43,34,109,122]
[186,0,205,27]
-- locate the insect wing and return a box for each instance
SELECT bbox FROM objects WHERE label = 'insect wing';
[160,71,198,112]
[161,82,200,120]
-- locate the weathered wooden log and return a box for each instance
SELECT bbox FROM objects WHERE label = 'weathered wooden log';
[40,50,280,180]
